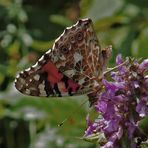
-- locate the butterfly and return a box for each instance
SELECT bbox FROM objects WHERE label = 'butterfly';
[15,18,112,106]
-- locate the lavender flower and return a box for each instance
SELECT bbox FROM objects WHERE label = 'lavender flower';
[84,55,148,148]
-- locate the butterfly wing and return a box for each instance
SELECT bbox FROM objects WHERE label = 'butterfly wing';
[15,18,112,97]
[15,52,80,97]
[51,18,112,94]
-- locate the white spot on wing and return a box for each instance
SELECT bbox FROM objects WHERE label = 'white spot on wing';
[38,83,45,90]
[20,78,25,84]
[18,84,23,90]
[59,55,66,60]
[20,85,23,89]
[29,79,32,82]
[78,78,85,85]
[34,74,40,81]
[38,81,47,96]
[64,69,75,77]
[74,52,83,64]
[25,89,30,94]
[52,55,59,63]
[30,87,37,91]
[40,91,47,96]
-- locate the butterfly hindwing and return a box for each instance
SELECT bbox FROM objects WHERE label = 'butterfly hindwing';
[15,51,79,97]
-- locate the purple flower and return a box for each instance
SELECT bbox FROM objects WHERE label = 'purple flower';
[139,59,148,72]
[84,55,148,147]
[126,121,137,139]
[111,72,123,82]
[96,100,107,113]
[116,54,127,74]
[85,115,98,136]
[103,79,125,92]
[116,54,123,65]
[136,96,148,117]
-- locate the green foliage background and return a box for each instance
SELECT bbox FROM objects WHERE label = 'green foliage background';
[0,0,147,147]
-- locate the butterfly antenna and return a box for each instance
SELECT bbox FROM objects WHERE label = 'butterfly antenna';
[58,98,88,127]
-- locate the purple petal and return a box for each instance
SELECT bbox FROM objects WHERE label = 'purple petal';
[111,72,123,82]
[136,96,148,117]
[103,79,125,92]
[85,115,97,136]
[131,142,137,148]
[104,118,120,134]
[143,77,148,95]
[86,114,92,126]
[141,96,148,102]
[101,126,123,148]
[109,125,123,142]
[126,122,137,139]
[132,81,140,89]
[113,95,128,103]
[116,54,123,65]
[139,59,148,72]
[104,121,116,133]
[95,100,108,113]
[116,54,127,74]
[101,141,114,148]
[103,103,116,120]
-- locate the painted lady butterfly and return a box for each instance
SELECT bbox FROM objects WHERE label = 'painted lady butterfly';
[15,18,112,106]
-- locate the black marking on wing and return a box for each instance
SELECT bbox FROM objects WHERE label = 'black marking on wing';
[54,83,62,97]
[62,75,68,88]
[39,72,54,96]
[68,88,73,96]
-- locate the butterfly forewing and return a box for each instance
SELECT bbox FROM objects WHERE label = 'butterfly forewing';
[51,18,106,94]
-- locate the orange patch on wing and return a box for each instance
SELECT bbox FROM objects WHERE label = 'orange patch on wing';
[43,60,63,84]
[68,79,79,92]
[58,82,67,92]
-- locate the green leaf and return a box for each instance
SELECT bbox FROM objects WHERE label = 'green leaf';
[93,15,129,32]
[0,64,7,75]
[81,0,123,21]
[139,117,148,136]
[5,94,89,136]
[120,27,140,56]
[80,0,94,16]
[7,40,20,56]
[49,15,72,27]
[125,0,148,9]
[137,28,148,58]
[31,40,53,52]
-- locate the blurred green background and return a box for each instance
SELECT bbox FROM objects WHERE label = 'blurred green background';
[0,0,147,148]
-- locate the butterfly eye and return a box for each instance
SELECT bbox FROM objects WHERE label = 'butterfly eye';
[76,31,83,41]
[60,45,69,54]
